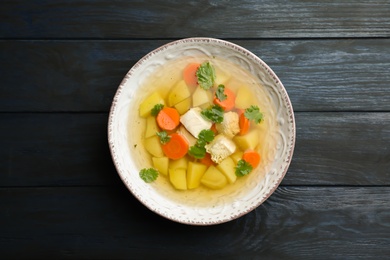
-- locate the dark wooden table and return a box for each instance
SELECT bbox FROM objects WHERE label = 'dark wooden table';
[1,1,390,259]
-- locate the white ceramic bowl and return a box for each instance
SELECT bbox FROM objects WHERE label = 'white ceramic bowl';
[108,38,295,225]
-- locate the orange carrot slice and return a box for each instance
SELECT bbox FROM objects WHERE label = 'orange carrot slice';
[162,133,189,160]
[183,63,200,87]
[213,87,235,111]
[239,112,250,135]
[156,107,180,131]
[199,153,214,166]
[242,150,261,168]
[210,123,218,135]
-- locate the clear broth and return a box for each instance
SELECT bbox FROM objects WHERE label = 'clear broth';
[128,56,278,207]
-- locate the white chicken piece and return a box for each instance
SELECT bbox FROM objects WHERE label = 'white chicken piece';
[177,125,197,147]
[180,107,212,138]
[216,111,240,138]
[205,134,236,164]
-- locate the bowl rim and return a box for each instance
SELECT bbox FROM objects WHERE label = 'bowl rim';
[108,37,296,225]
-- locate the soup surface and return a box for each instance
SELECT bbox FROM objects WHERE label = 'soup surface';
[128,56,278,206]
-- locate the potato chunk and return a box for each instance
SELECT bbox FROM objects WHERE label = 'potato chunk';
[216,157,237,184]
[214,68,231,86]
[192,87,212,107]
[168,80,191,107]
[201,166,227,189]
[169,157,188,170]
[144,135,164,157]
[145,116,159,138]
[235,87,254,109]
[174,97,191,115]
[152,156,169,176]
[233,130,259,151]
[169,168,187,190]
[231,150,244,164]
[139,92,165,118]
[187,162,208,189]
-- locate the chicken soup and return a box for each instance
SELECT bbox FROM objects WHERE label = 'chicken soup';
[133,57,277,192]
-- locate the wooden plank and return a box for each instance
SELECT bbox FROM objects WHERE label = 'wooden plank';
[1,112,389,187]
[0,40,138,112]
[1,39,390,112]
[0,113,119,187]
[1,186,389,258]
[0,1,389,38]
[285,112,390,185]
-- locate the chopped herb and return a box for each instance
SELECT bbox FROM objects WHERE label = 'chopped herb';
[188,129,215,159]
[244,105,264,124]
[215,84,227,101]
[139,168,158,183]
[201,105,224,123]
[156,131,171,144]
[151,104,164,116]
[196,62,216,90]
[198,129,215,143]
[235,159,253,177]
[188,145,206,159]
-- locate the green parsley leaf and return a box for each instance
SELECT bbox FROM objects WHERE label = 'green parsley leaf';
[215,84,227,101]
[139,168,158,183]
[156,131,171,144]
[201,105,224,123]
[235,159,253,177]
[244,105,264,124]
[188,145,206,159]
[151,104,164,116]
[188,129,215,159]
[198,129,215,143]
[196,62,216,90]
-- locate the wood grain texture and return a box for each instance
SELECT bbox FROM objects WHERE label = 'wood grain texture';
[1,39,390,112]
[0,113,118,187]
[1,112,389,187]
[1,186,389,259]
[1,0,389,259]
[286,112,390,185]
[1,0,390,39]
